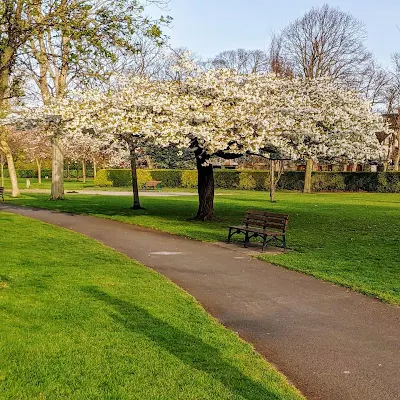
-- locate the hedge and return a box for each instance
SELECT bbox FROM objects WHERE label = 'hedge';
[1,169,95,179]
[93,169,400,192]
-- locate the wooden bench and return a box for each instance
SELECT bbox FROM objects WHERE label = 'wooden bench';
[0,187,4,201]
[228,210,289,252]
[144,180,162,190]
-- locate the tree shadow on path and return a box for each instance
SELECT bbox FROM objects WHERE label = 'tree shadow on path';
[83,286,286,400]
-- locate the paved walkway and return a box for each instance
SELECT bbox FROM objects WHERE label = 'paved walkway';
[1,204,399,400]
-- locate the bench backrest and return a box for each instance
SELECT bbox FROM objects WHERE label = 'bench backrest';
[244,210,289,232]
[0,187,4,195]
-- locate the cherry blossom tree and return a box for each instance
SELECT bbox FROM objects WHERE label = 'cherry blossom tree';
[12,127,51,184]
[27,68,388,219]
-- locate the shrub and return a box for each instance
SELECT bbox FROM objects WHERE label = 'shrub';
[94,170,112,187]
[312,173,345,192]
[214,170,240,189]
[278,172,305,191]
[150,169,182,187]
[239,172,256,190]
[137,170,153,188]
[250,171,269,190]
[181,170,197,188]
[17,169,52,178]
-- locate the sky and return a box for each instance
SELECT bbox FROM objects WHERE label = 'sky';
[151,0,400,67]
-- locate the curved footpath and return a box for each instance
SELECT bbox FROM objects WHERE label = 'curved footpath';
[1,204,399,400]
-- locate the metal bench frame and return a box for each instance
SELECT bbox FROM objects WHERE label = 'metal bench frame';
[0,187,4,201]
[227,210,289,252]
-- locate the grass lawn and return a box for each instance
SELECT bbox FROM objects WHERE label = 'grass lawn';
[5,191,400,305]
[0,212,303,400]
[1,177,96,190]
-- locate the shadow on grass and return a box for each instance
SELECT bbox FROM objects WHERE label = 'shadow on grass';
[83,286,283,400]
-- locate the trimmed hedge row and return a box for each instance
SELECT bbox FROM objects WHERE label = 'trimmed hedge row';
[1,169,94,179]
[94,169,400,192]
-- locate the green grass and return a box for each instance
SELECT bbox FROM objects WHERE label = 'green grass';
[1,177,96,190]
[0,212,303,400]
[5,191,400,305]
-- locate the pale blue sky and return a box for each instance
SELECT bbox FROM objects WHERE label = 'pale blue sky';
[153,0,399,66]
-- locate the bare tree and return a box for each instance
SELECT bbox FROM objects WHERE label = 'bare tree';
[272,4,374,186]
[269,35,293,78]
[273,4,371,84]
[382,54,400,171]
[354,60,392,109]
[210,48,269,74]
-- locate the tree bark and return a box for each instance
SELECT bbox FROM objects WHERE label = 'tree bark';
[351,163,357,172]
[1,153,4,187]
[195,155,215,221]
[66,162,70,179]
[394,131,400,172]
[93,158,97,178]
[269,160,276,202]
[82,160,86,183]
[303,158,313,193]
[35,158,42,185]
[0,137,20,197]
[129,143,143,210]
[50,135,64,200]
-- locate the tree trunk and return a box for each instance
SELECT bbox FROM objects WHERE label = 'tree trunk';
[129,143,143,210]
[50,135,64,200]
[67,162,70,179]
[145,156,154,169]
[351,163,357,172]
[394,131,400,172]
[35,158,42,185]
[195,156,215,221]
[0,138,19,197]
[93,158,97,178]
[269,160,276,202]
[303,159,313,193]
[0,153,4,187]
[82,160,86,183]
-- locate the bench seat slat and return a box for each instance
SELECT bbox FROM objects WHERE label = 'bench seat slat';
[246,210,288,218]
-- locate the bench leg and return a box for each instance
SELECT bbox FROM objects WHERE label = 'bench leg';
[262,236,268,253]
[244,231,250,248]
[282,235,286,251]
[227,228,233,243]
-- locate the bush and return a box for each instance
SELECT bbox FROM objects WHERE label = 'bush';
[181,170,197,188]
[278,172,305,191]
[137,170,153,188]
[150,169,182,187]
[239,172,256,190]
[312,173,345,192]
[214,170,240,189]
[94,170,113,187]
[17,169,52,178]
